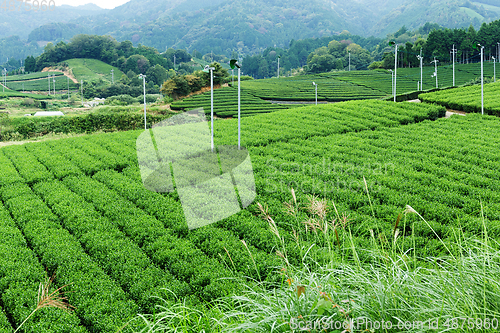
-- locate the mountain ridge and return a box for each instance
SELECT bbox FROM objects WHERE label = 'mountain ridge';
[1,0,499,63]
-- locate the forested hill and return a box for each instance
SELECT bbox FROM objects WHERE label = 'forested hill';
[373,0,500,37]
[1,0,500,66]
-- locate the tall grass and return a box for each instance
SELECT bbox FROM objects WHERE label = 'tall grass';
[129,191,500,333]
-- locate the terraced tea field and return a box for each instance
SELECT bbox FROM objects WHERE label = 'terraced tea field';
[237,62,497,102]
[2,98,500,332]
[170,86,292,117]
[419,81,500,115]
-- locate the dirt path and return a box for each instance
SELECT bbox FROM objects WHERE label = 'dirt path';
[0,133,91,148]
[0,140,29,147]
[42,67,78,83]
[445,109,467,118]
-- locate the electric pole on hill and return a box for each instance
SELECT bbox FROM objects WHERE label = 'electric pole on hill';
[111,69,114,84]
[478,44,484,115]
[417,49,423,90]
[389,41,398,102]
[431,58,439,88]
[451,45,457,86]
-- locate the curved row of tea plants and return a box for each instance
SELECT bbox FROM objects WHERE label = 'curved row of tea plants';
[1,182,139,332]
[419,81,500,115]
[5,76,78,92]
[170,86,290,117]
[0,201,86,333]
[4,72,64,82]
[240,75,385,101]
[0,100,476,332]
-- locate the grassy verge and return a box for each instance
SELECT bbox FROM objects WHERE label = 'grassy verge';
[127,189,500,332]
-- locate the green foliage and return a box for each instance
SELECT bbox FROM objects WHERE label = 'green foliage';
[4,71,63,82]
[0,91,51,100]
[5,75,78,92]
[170,86,290,117]
[1,113,170,140]
[105,94,137,106]
[65,58,124,84]
[0,200,85,333]
[0,99,499,332]
[3,187,139,332]
[419,81,500,115]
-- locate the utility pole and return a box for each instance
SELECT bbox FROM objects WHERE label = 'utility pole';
[417,49,423,90]
[497,42,500,66]
[431,57,439,88]
[111,69,114,84]
[348,51,351,71]
[493,56,496,83]
[139,74,147,129]
[203,65,215,152]
[277,56,280,78]
[479,44,484,115]
[2,68,6,93]
[81,80,83,105]
[312,82,318,105]
[394,43,398,102]
[229,59,241,149]
[48,73,51,95]
[452,45,457,86]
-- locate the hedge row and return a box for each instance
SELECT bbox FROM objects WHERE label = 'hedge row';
[65,138,130,171]
[2,183,139,332]
[0,202,86,333]
[82,134,138,164]
[2,113,170,140]
[33,180,188,314]
[63,175,241,302]
[45,141,105,176]
[25,143,82,180]
[0,151,24,186]
[2,146,53,185]
[419,82,500,116]
[98,168,283,282]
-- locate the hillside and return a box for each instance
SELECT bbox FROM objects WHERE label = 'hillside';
[373,0,500,37]
[2,0,500,63]
[64,59,124,84]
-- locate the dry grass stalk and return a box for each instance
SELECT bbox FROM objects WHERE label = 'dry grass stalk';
[302,218,322,234]
[15,272,74,333]
[224,246,236,272]
[305,195,328,220]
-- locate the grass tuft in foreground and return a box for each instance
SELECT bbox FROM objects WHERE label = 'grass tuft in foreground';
[128,190,500,333]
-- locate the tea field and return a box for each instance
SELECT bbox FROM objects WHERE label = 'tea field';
[170,86,292,117]
[238,62,497,101]
[1,98,500,332]
[419,81,500,115]
[5,76,79,93]
[4,72,64,82]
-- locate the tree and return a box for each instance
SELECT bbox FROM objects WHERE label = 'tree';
[160,75,190,99]
[146,64,169,86]
[125,54,150,74]
[24,56,36,72]
[257,58,269,78]
[200,62,228,85]
[307,54,336,73]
